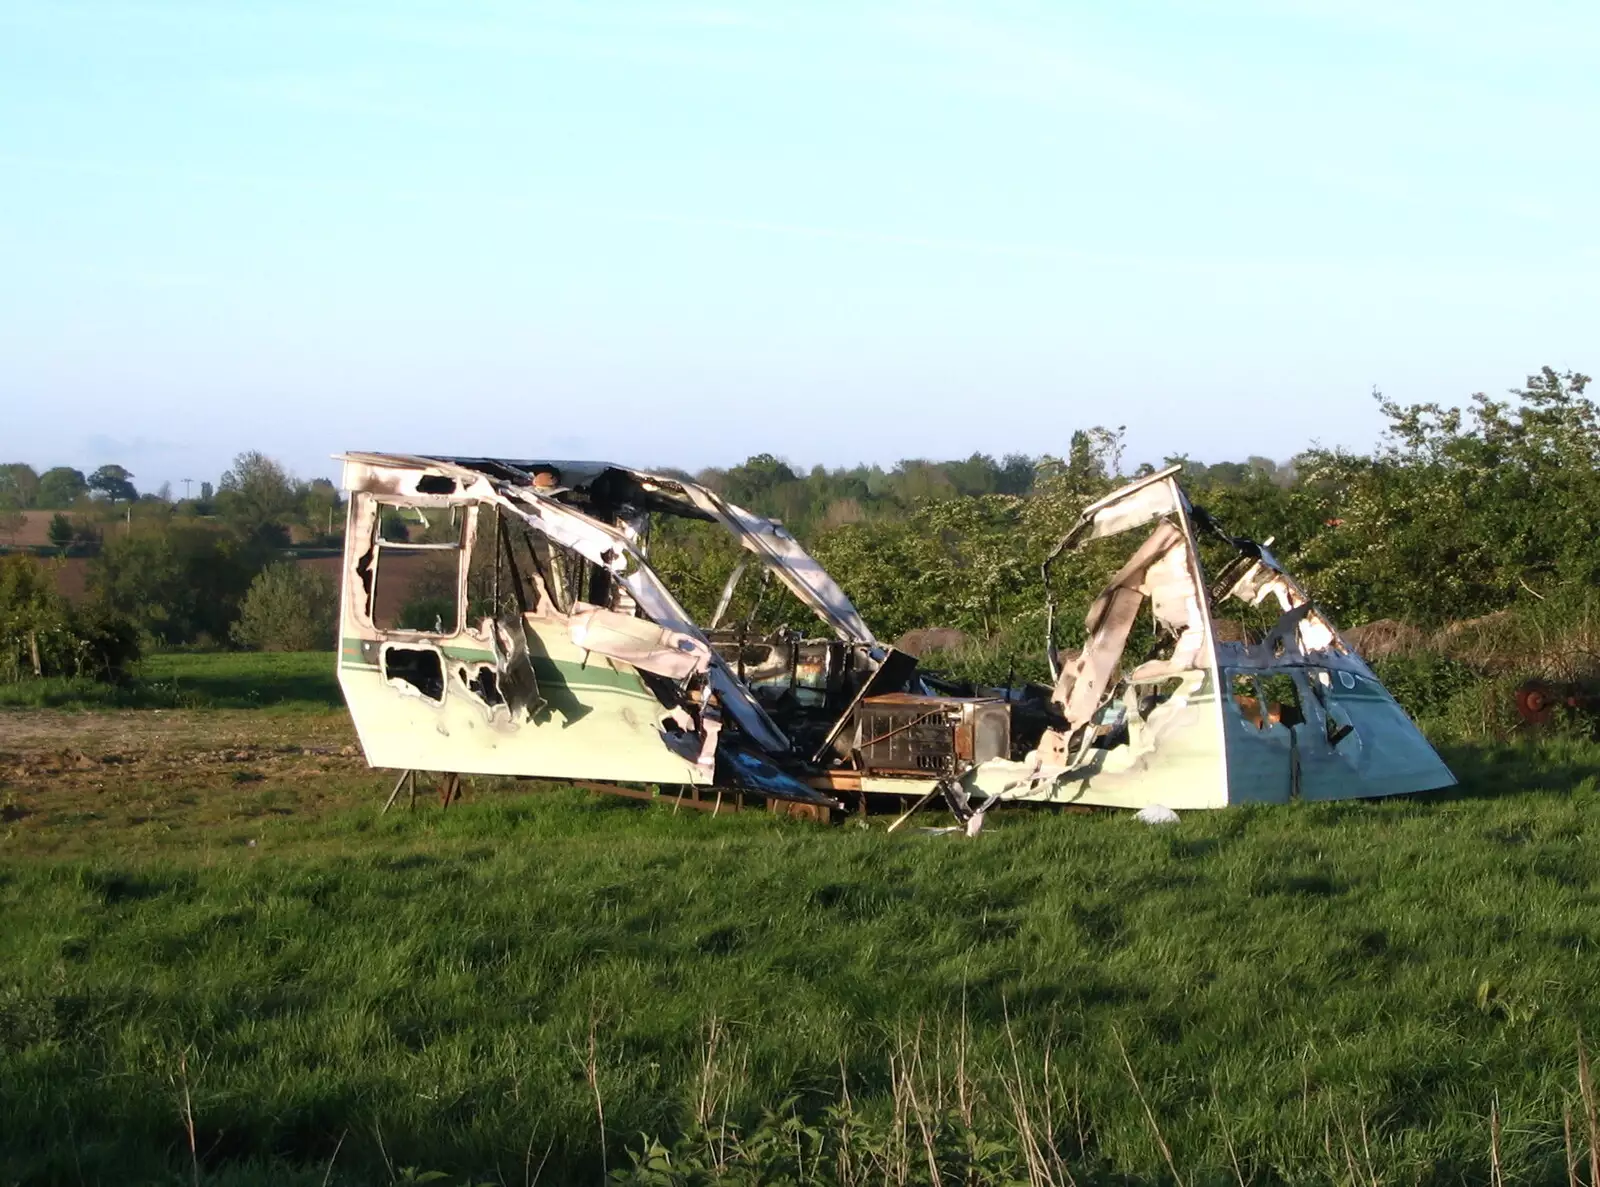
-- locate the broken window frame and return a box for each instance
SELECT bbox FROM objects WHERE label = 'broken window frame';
[1040,466,1220,731]
[354,492,477,638]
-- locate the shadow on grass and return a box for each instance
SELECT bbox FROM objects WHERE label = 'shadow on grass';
[1421,737,1600,802]
[143,654,341,710]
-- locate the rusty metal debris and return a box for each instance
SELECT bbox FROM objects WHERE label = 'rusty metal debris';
[336,456,1455,818]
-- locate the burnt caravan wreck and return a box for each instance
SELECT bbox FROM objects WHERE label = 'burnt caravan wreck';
[337,454,1454,817]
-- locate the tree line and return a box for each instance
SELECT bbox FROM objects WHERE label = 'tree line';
[2,367,1593,691]
[672,369,1590,636]
[0,453,345,550]
[672,442,1293,541]
[0,453,350,676]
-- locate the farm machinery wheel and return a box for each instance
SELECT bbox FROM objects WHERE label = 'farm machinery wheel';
[1514,681,1556,727]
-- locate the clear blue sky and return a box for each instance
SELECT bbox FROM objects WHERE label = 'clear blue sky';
[2,0,1595,493]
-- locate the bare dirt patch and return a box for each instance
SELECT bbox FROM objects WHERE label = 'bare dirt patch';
[0,709,378,856]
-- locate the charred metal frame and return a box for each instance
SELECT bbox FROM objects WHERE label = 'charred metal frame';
[336,455,1454,816]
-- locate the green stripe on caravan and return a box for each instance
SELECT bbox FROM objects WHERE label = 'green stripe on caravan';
[439,646,495,663]
[530,656,655,697]
[340,639,654,698]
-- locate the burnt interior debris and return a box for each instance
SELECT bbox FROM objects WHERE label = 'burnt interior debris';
[461,664,503,706]
[383,646,445,702]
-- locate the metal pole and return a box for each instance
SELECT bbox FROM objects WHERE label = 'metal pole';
[381,769,411,813]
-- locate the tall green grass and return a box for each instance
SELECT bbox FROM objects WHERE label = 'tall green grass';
[6,744,1600,1185]
[0,650,340,711]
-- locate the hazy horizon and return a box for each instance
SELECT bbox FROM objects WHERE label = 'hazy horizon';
[4,1,1594,494]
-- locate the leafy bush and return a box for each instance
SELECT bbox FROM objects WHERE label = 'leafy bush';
[90,523,268,646]
[230,562,337,651]
[1294,368,1597,625]
[1370,650,1484,722]
[0,555,139,683]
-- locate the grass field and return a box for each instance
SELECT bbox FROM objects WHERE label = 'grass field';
[6,655,1600,1184]
[0,650,342,712]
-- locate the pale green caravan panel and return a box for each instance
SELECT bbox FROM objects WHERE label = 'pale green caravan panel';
[1291,668,1455,801]
[987,669,1229,810]
[339,619,710,787]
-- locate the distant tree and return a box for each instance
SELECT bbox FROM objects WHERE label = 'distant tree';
[37,467,88,508]
[155,481,173,502]
[1187,464,1314,559]
[231,562,337,651]
[0,508,24,544]
[1246,455,1282,483]
[692,466,728,493]
[995,454,1038,495]
[722,454,798,508]
[809,519,934,640]
[47,513,73,553]
[1202,460,1254,487]
[90,524,265,645]
[216,451,297,543]
[1067,433,1106,485]
[87,464,137,502]
[940,453,999,497]
[822,497,865,529]
[0,555,65,679]
[1161,452,1197,479]
[200,480,214,502]
[378,506,412,542]
[0,463,40,508]
[301,478,343,539]
[890,460,956,503]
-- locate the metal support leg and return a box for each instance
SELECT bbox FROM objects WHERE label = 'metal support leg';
[382,769,412,814]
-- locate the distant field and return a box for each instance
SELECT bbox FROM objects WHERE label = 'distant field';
[1,509,67,548]
[5,702,1600,1184]
[11,549,382,607]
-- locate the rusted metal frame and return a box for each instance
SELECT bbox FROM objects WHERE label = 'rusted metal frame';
[852,708,946,753]
[767,798,832,823]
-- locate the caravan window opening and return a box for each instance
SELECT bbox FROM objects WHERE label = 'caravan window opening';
[368,499,469,635]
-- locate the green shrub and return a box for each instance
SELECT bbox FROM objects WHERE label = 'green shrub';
[230,562,337,651]
[1370,649,1484,721]
[46,512,72,551]
[90,523,267,646]
[395,594,456,633]
[0,555,140,683]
